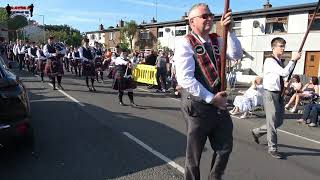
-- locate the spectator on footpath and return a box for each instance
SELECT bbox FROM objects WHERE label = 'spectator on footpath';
[284,74,303,99]
[229,76,263,119]
[297,99,320,127]
[156,51,168,92]
[145,50,157,65]
[285,76,319,113]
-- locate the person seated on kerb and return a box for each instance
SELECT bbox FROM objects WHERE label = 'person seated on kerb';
[229,76,263,119]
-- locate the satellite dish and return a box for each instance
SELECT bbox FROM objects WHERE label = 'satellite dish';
[253,20,260,28]
[165,28,171,33]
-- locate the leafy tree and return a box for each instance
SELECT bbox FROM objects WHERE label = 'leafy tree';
[8,15,28,30]
[0,8,8,22]
[121,20,137,51]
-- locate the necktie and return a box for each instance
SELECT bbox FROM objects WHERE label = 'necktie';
[203,42,217,68]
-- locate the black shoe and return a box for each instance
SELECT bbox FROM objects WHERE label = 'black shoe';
[268,151,283,159]
[251,130,260,144]
[58,84,64,90]
[88,87,92,91]
[53,87,57,90]
[92,87,96,91]
[130,102,138,107]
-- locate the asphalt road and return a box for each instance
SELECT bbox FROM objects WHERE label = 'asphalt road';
[1,69,320,180]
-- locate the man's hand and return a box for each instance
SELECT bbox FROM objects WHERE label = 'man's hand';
[211,91,228,110]
[292,52,302,62]
[220,9,233,31]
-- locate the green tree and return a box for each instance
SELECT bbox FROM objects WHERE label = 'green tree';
[121,20,137,51]
[8,15,28,30]
[0,8,8,22]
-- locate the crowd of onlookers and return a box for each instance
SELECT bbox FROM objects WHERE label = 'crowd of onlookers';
[1,39,319,127]
[229,74,319,127]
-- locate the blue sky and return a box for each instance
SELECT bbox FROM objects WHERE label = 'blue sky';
[1,0,317,32]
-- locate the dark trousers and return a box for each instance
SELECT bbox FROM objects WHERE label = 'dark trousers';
[156,68,167,90]
[302,103,320,124]
[181,91,233,180]
[18,54,25,70]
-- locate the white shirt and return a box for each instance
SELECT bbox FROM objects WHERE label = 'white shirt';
[173,32,243,103]
[36,49,46,61]
[263,57,295,91]
[114,56,129,66]
[43,44,56,58]
[79,46,93,61]
[28,47,36,58]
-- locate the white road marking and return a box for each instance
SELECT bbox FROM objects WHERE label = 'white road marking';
[137,87,150,92]
[230,115,320,145]
[123,131,185,174]
[47,83,85,107]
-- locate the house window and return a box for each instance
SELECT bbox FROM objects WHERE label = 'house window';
[99,34,101,40]
[265,14,288,34]
[109,32,113,41]
[90,34,95,40]
[232,21,241,36]
[263,51,292,67]
[158,31,163,37]
[140,30,150,40]
[309,12,320,31]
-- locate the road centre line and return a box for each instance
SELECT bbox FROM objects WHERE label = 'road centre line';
[229,114,320,145]
[122,131,185,174]
[47,83,85,107]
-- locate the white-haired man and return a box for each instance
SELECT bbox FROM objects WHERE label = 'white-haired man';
[173,3,243,180]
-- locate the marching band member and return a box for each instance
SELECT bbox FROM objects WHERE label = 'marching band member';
[43,36,64,90]
[16,39,25,70]
[112,48,137,106]
[36,44,47,82]
[79,38,96,91]
[72,47,82,77]
[27,42,38,74]
[93,41,104,82]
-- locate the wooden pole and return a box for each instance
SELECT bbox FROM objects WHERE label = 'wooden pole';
[287,0,320,81]
[220,0,230,91]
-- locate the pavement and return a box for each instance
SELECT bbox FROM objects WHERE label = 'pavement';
[1,62,320,180]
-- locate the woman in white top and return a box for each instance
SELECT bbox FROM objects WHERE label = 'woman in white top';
[229,77,264,119]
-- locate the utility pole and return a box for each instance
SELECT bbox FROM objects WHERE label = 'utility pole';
[155,0,158,21]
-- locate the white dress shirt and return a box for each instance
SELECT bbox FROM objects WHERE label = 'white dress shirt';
[79,46,93,61]
[43,44,56,58]
[115,56,129,66]
[36,49,46,61]
[28,47,36,58]
[263,56,295,92]
[173,32,243,103]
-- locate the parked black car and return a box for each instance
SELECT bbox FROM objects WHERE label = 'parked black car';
[0,57,33,148]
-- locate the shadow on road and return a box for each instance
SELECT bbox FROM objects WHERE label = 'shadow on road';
[0,90,186,180]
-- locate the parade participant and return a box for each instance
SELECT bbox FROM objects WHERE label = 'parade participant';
[43,36,64,90]
[93,41,104,82]
[112,48,137,106]
[27,42,38,74]
[63,46,70,72]
[79,38,96,91]
[36,44,47,82]
[15,39,25,70]
[251,37,301,159]
[22,40,31,70]
[72,47,82,77]
[173,3,243,180]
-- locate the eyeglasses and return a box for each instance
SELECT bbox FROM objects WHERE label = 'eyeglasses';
[191,13,214,20]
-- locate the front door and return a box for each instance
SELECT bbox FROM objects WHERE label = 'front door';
[305,52,320,77]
